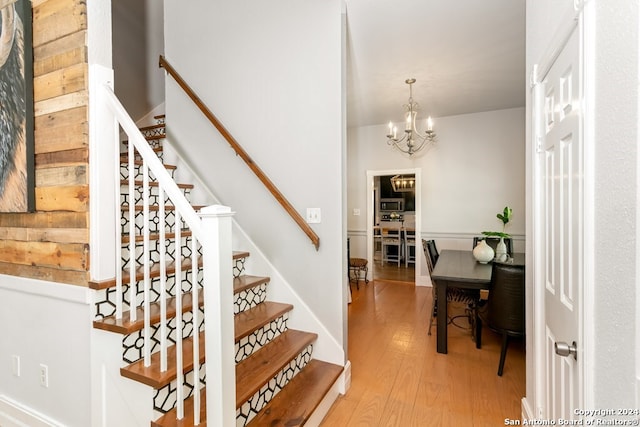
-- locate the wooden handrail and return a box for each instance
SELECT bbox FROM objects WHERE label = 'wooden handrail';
[159,55,320,250]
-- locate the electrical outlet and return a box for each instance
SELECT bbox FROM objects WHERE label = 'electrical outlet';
[353,208,360,216]
[306,208,321,224]
[39,364,49,388]
[11,355,20,377]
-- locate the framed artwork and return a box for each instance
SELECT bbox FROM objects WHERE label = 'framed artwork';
[0,0,34,212]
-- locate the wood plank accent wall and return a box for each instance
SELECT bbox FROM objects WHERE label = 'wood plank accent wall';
[0,0,90,286]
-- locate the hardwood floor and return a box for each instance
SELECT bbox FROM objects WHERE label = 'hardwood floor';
[322,274,526,426]
[372,259,416,282]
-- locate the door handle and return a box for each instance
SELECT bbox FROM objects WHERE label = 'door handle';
[554,341,577,360]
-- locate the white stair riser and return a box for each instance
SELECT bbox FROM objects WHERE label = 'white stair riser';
[234,283,267,314]
[120,235,200,270]
[93,255,253,320]
[121,208,187,236]
[120,184,192,207]
[153,364,206,416]
[121,162,175,182]
[236,345,314,427]
[122,308,205,364]
[94,268,203,319]
[235,313,287,363]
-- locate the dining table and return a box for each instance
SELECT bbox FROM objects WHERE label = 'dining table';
[430,249,525,354]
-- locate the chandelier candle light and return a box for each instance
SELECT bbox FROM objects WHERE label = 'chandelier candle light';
[386,78,437,156]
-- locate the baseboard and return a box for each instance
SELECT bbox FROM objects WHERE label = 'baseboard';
[305,371,344,427]
[416,275,430,286]
[340,360,351,394]
[0,396,64,427]
[521,397,535,420]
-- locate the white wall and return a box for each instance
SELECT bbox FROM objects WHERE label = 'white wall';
[347,107,526,259]
[590,0,638,409]
[0,278,92,427]
[526,0,639,414]
[163,0,345,351]
[112,0,165,122]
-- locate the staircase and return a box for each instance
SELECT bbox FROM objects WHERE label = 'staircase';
[90,115,342,426]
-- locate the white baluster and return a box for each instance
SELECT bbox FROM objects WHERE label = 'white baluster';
[175,211,184,420]
[143,161,151,367]
[159,185,167,372]
[128,142,136,323]
[192,235,200,425]
[114,130,123,320]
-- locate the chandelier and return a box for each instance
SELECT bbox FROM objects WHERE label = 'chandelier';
[386,78,436,156]
[391,175,415,192]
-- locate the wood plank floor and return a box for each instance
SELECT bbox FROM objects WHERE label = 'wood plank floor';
[372,259,416,282]
[322,274,526,426]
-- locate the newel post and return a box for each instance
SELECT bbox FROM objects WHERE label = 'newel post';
[199,205,236,426]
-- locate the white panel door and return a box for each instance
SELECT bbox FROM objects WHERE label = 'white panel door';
[537,26,583,419]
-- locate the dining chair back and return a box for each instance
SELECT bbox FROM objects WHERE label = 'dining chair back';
[426,239,439,266]
[423,239,480,336]
[422,239,434,273]
[475,263,525,376]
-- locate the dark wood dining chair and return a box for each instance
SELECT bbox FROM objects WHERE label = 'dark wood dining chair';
[475,262,525,376]
[423,239,480,336]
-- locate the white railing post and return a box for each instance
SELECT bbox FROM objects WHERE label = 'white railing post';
[199,205,235,427]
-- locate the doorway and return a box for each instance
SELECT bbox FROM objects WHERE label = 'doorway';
[366,168,425,284]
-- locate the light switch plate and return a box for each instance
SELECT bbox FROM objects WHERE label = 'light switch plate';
[306,208,321,223]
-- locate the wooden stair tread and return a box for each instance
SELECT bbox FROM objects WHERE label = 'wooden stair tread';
[143,133,166,141]
[121,331,206,389]
[123,133,165,143]
[246,359,343,427]
[93,290,204,335]
[89,251,249,289]
[150,358,340,427]
[138,123,165,132]
[234,301,293,342]
[89,257,203,290]
[233,250,250,260]
[123,159,176,171]
[138,123,167,132]
[120,146,163,159]
[233,275,270,294]
[120,180,194,189]
[151,389,206,427]
[235,329,317,406]
[120,204,206,212]
[121,229,193,243]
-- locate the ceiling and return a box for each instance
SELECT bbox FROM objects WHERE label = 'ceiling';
[344,0,526,129]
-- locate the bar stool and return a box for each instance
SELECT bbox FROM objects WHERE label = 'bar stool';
[404,228,416,267]
[347,238,369,290]
[381,228,402,266]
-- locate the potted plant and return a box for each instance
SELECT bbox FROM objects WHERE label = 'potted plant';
[482,206,513,261]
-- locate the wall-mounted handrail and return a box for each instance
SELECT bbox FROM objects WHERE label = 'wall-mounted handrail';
[159,55,320,250]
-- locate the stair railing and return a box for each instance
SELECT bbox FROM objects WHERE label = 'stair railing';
[100,84,236,426]
[159,55,321,250]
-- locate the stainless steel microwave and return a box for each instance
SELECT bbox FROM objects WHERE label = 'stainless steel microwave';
[380,198,404,212]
